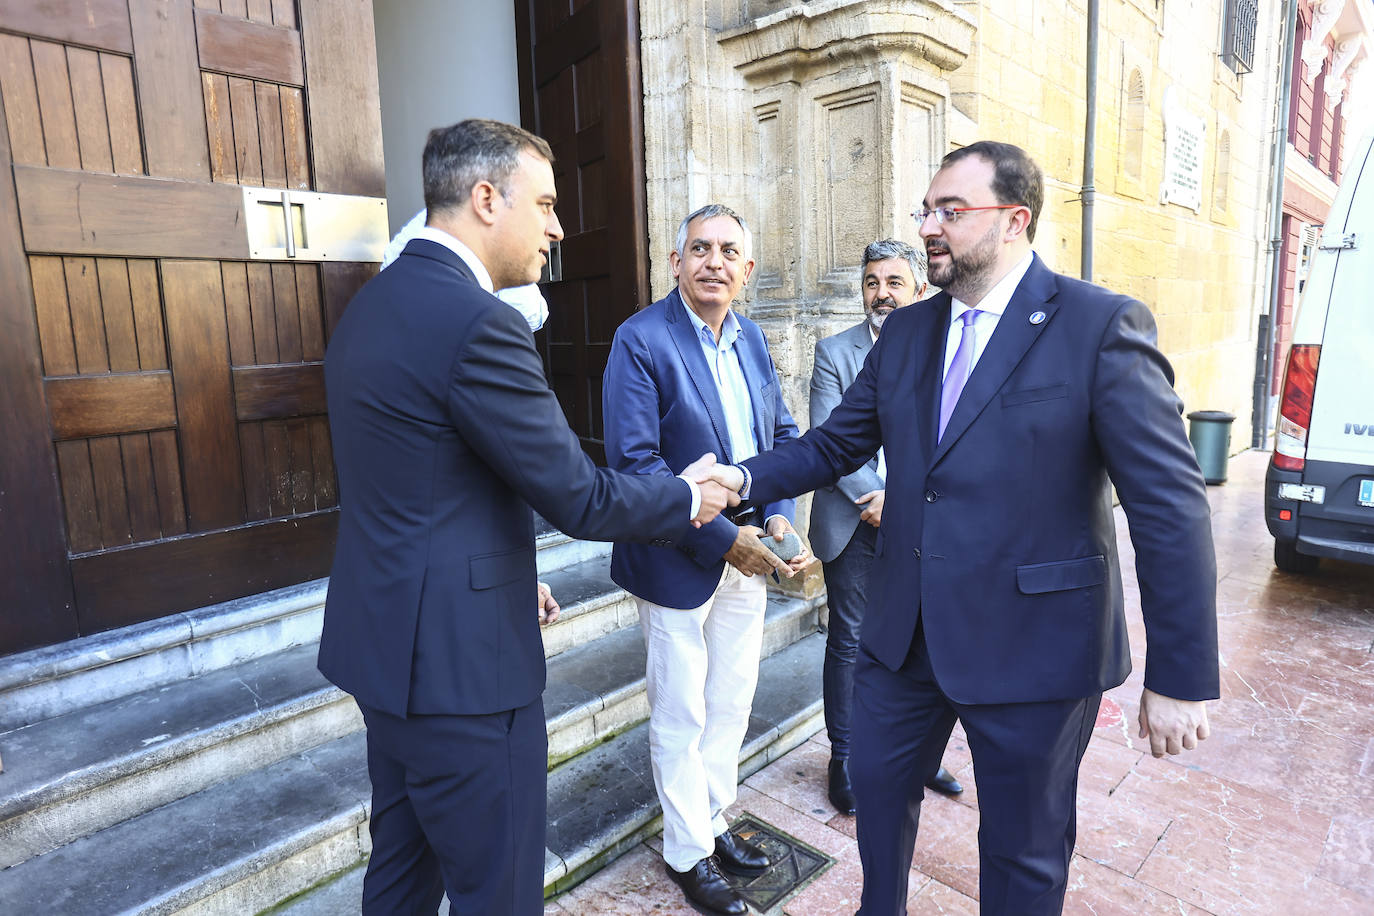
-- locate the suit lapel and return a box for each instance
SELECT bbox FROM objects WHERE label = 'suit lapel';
[843,322,873,386]
[931,256,1059,465]
[664,291,735,461]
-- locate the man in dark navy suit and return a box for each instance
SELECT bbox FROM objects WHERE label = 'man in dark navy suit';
[602,204,810,916]
[319,120,737,915]
[708,142,1219,914]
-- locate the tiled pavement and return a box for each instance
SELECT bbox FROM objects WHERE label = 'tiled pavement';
[545,450,1374,915]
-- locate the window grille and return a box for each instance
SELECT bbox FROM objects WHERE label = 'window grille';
[1222,0,1257,73]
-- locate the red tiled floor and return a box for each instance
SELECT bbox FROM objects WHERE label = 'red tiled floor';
[549,451,1374,913]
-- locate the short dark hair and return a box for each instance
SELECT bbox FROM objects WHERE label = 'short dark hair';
[941,141,1044,242]
[861,239,927,285]
[675,203,752,259]
[422,119,555,215]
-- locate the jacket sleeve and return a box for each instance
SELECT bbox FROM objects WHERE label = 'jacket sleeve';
[743,328,887,506]
[1091,298,1219,701]
[447,303,693,542]
[602,322,739,565]
[810,337,884,503]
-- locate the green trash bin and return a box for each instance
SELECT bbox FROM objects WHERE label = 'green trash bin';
[1187,410,1235,485]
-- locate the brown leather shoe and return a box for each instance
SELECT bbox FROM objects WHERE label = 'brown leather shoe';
[714,829,770,876]
[665,857,747,915]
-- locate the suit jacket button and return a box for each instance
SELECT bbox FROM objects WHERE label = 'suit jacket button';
[912,547,921,559]
[924,489,938,503]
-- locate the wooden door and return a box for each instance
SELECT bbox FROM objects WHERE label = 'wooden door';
[0,0,384,654]
[515,0,650,465]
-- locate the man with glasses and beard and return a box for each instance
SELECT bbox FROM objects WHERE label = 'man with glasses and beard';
[807,240,963,815]
[705,141,1218,915]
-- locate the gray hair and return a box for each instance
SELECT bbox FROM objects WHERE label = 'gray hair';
[422,119,555,215]
[675,204,752,260]
[861,238,927,285]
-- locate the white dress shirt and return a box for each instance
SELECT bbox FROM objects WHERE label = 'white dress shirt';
[942,251,1034,379]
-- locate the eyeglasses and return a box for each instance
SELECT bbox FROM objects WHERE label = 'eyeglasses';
[912,205,1024,225]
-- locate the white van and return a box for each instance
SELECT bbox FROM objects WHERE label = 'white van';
[1265,130,1374,573]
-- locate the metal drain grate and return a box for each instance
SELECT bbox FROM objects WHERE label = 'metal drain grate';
[725,815,835,913]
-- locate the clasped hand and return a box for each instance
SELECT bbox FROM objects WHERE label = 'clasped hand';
[681,453,744,527]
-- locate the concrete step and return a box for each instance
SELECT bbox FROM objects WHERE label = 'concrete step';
[535,554,635,659]
[0,524,597,735]
[0,732,373,916]
[275,631,828,914]
[0,631,824,916]
[543,630,827,895]
[544,588,822,766]
[0,643,360,871]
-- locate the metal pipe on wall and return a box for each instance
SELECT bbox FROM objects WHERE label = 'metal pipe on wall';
[1081,0,1099,282]
[1254,0,1299,448]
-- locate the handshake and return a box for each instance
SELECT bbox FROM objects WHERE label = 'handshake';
[682,453,813,579]
[682,452,746,527]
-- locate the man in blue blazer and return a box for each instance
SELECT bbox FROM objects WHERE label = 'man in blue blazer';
[320,120,736,915]
[713,142,1219,914]
[602,204,808,916]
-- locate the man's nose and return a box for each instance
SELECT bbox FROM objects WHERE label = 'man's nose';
[917,211,940,238]
[547,210,565,242]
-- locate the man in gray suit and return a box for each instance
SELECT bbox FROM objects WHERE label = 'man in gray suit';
[810,239,961,814]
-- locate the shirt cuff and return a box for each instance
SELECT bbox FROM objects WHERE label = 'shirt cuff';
[677,476,702,520]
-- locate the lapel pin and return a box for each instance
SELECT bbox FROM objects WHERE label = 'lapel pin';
[1029,310,1047,325]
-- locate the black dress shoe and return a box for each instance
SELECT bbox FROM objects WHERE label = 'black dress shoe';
[926,765,963,796]
[665,857,747,915]
[714,829,770,876]
[828,757,857,815]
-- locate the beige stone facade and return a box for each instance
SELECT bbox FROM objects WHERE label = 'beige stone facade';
[638,0,1286,440]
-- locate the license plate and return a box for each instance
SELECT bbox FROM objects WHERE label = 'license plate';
[1360,480,1374,508]
[1278,483,1325,503]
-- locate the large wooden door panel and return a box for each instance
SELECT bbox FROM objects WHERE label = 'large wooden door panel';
[517,0,650,465]
[0,0,381,651]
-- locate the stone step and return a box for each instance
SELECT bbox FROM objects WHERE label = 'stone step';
[543,630,827,895]
[0,524,597,735]
[272,631,829,915]
[0,731,373,916]
[0,643,360,871]
[544,588,822,766]
[0,632,824,916]
[0,552,632,872]
[0,571,818,873]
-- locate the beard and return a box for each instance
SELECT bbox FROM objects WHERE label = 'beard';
[866,297,896,331]
[927,222,1000,301]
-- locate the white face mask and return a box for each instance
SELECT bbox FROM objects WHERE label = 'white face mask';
[382,209,550,332]
[495,283,549,332]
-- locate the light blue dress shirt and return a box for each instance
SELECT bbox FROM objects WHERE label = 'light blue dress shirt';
[683,306,758,463]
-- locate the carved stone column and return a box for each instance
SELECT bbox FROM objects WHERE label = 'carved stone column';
[716,0,974,371]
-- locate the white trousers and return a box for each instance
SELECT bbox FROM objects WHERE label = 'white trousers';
[637,565,768,872]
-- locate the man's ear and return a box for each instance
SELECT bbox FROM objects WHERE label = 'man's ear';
[742,258,756,283]
[471,180,500,226]
[669,250,682,279]
[1004,206,1032,242]
[916,282,929,301]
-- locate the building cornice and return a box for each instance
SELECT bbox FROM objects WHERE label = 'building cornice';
[718,0,975,85]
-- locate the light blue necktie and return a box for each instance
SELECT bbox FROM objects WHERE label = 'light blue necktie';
[938,309,981,441]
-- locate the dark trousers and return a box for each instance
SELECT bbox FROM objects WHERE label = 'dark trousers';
[820,522,877,759]
[851,627,1100,916]
[357,698,547,915]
